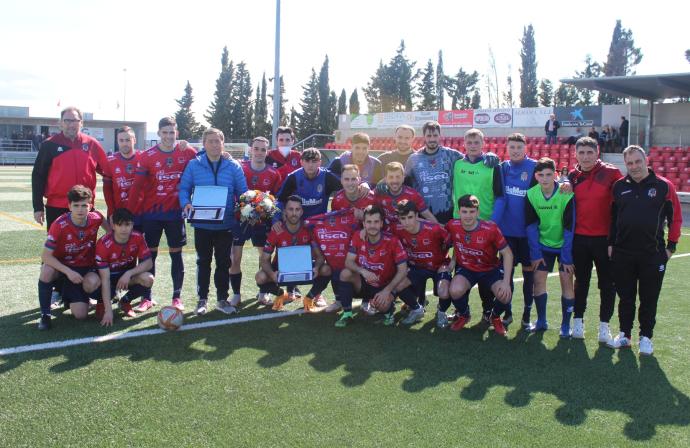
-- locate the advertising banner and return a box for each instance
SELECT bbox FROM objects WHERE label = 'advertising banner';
[350,111,439,129]
[512,107,553,128]
[554,106,602,127]
[472,108,513,128]
[438,109,474,127]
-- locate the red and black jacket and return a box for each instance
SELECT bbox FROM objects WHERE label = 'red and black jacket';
[609,169,682,255]
[568,160,623,237]
[32,132,109,211]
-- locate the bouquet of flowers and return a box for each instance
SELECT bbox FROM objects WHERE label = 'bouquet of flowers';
[235,190,278,226]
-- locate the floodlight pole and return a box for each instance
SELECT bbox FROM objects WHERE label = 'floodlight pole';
[271,0,281,147]
[123,68,127,121]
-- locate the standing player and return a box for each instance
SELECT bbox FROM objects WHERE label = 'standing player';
[446,195,513,336]
[492,133,538,328]
[330,164,376,218]
[305,207,362,312]
[103,126,142,221]
[36,186,109,330]
[255,195,328,311]
[230,136,282,306]
[32,106,109,230]
[392,200,452,327]
[266,126,301,180]
[378,125,417,170]
[328,132,382,187]
[125,117,197,311]
[568,137,622,341]
[337,205,423,327]
[607,146,682,355]
[525,158,576,337]
[95,208,154,317]
[375,162,436,225]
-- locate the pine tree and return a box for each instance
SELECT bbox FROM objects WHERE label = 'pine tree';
[519,24,539,107]
[417,59,437,111]
[447,67,479,110]
[363,60,387,113]
[296,69,320,140]
[600,20,643,104]
[229,62,253,139]
[363,41,418,113]
[337,89,347,115]
[329,90,338,133]
[349,89,360,115]
[575,55,601,106]
[504,66,515,107]
[538,79,554,107]
[318,55,333,134]
[554,83,579,107]
[269,76,288,126]
[205,46,235,137]
[686,49,690,63]
[470,89,481,109]
[253,73,270,138]
[174,81,201,140]
[436,50,445,109]
[288,106,297,131]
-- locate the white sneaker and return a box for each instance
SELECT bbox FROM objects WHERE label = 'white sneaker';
[229,294,241,307]
[572,318,585,339]
[257,293,273,306]
[598,322,612,344]
[324,301,342,313]
[639,337,654,356]
[361,301,376,316]
[314,294,327,307]
[607,332,632,349]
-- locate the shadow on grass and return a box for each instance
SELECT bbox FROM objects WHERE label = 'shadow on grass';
[1,307,688,441]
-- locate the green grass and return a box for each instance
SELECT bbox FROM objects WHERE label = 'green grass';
[1,166,689,447]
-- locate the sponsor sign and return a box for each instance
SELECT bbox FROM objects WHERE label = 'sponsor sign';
[438,109,474,127]
[554,106,602,127]
[513,107,553,127]
[473,108,513,128]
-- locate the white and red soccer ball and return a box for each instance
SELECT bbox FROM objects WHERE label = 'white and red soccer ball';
[157,306,184,331]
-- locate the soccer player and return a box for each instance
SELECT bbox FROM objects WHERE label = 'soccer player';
[305,207,362,312]
[330,164,376,219]
[375,162,436,225]
[568,137,622,341]
[378,124,417,169]
[446,195,513,336]
[328,132,382,187]
[125,117,197,311]
[266,126,302,180]
[179,128,248,316]
[525,158,576,338]
[492,133,538,329]
[392,200,452,328]
[230,136,282,306]
[103,126,142,222]
[95,208,154,317]
[32,106,109,230]
[36,185,109,330]
[256,195,328,311]
[337,204,423,327]
[607,146,682,355]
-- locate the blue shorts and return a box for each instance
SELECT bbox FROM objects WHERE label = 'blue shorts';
[143,218,187,249]
[505,236,531,266]
[233,221,270,247]
[454,266,504,290]
[535,250,565,272]
[58,266,96,304]
[408,267,450,296]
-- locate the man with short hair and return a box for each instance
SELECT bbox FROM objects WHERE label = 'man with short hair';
[337,205,423,327]
[255,195,328,311]
[446,195,513,336]
[375,162,437,224]
[36,185,109,330]
[103,126,142,221]
[378,124,417,169]
[392,199,452,327]
[526,158,576,338]
[95,208,154,317]
[266,126,302,180]
[126,117,197,312]
[619,116,629,148]
[330,164,376,219]
[568,137,623,341]
[230,136,282,306]
[32,106,109,230]
[607,146,682,355]
[328,132,382,187]
[544,113,560,145]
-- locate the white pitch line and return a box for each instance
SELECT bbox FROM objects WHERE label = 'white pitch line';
[2,253,689,356]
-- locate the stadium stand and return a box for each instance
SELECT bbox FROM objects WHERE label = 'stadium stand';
[647,146,690,192]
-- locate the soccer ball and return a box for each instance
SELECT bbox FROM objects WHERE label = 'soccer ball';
[157,306,184,331]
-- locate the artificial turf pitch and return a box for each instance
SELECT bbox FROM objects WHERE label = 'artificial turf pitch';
[0,166,689,447]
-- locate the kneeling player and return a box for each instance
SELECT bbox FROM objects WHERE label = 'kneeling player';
[392,200,452,328]
[446,195,513,336]
[96,208,155,318]
[336,205,422,327]
[525,158,576,337]
[37,185,109,330]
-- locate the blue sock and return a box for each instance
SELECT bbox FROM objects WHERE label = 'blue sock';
[451,293,470,316]
[561,296,575,327]
[523,270,535,317]
[170,251,184,298]
[534,292,548,325]
[38,280,53,316]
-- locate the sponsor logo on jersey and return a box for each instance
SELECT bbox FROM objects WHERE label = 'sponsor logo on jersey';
[57,147,64,152]
[506,186,527,197]
[457,244,483,257]
[648,188,657,198]
[419,172,449,183]
[316,229,349,240]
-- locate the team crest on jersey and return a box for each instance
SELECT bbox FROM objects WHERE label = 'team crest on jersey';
[411,237,417,247]
[464,234,471,243]
[328,216,336,226]
[82,143,89,152]
[430,158,437,167]
[317,184,323,193]
[648,188,657,198]
[166,157,174,168]
[78,231,85,240]
[521,172,528,181]
[291,159,298,166]
[251,175,259,185]
[126,163,134,174]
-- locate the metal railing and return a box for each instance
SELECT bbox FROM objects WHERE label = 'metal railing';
[292,134,335,151]
[0,139,34,152]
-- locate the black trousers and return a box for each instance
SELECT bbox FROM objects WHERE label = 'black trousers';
[194,227,233,302]
[45,206,69,231]
[573,235,617,321]
[612,250,667,339]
